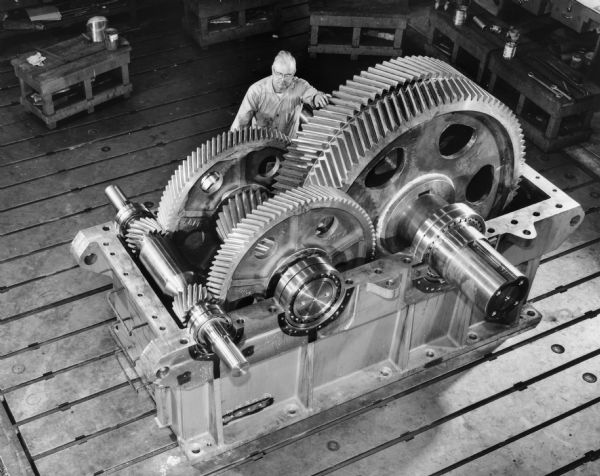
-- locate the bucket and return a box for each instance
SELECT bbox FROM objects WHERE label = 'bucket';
[87,16,107,42]
[105,28,119,51]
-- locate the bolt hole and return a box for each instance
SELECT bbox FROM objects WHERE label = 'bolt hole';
[143,201,154,209]
[110,252,116,256]
[102,226,110,231]
[526,310,535,316]
[268,306,277,313]
[345,278,354,285]
[511,219,518,225]
[180,338,189,345]
[103,242,109,246]
[468,332,478,341]
[137,293,143,297]
[236,318,245,325]
[374,268,383,274]
[426,349,435,358]
[191,448,201,454]
[583,372,597,383]
[533,211,540,217]
[570,215,581,226]
[327,440,340,451]
[123,272,128,276]
[551,344,565,354]
[156,366,169,378]
[556,204,563,208]
[523,230,531,236]
[83,253,97,265]
[159,326,166,331]
[152,315,158,319]
[487,227,495,233]
[101,146,111,152]
[402,257,412,264]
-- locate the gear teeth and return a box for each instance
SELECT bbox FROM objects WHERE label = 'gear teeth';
[275,56,469,193]
[156,128,289,231]
[216,188,269,241]
[125,217,164,250]
[277,70,525,226]
[173,283,207,320]
[207,185,375,302]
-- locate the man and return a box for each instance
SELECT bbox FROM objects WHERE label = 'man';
[230,50,329,138]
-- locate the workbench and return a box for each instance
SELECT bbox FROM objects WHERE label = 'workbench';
[182,0,282,48]
[487,43,600,152]
[11,35,132,129]
[425,4,557,83]
[308,0,408,59]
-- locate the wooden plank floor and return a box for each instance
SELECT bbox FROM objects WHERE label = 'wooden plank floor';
[1,5,599,475]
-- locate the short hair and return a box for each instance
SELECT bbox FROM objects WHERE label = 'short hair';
[272,50,296,71]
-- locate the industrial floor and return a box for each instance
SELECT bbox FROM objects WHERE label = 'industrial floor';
[1,4,599,475]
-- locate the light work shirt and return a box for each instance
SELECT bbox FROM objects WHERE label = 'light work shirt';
[231,75,321,137]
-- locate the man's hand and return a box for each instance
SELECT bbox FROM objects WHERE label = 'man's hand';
[313,93,329,108]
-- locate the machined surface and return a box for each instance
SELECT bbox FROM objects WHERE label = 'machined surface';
[274,254,347,334]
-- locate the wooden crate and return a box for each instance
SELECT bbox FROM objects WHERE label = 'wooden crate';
[487,44,600,152]
[183,0,282,48]
[10,36,132,129]
[308,0,408,60]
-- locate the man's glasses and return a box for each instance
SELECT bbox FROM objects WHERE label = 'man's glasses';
[273,70,295,80]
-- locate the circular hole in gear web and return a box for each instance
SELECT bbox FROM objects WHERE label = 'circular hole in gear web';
[466,164,495,203]
[365,147,405,188]
[439,123,475,157]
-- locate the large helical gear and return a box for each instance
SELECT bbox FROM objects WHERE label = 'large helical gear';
[319,56,463,117]
[275,75,525,252]
[156,128,290,269]
[157,128,289,231]
[207,185,375,309]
